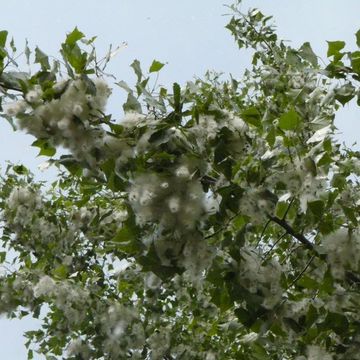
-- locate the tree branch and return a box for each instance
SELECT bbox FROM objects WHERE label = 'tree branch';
[268,215,314,250]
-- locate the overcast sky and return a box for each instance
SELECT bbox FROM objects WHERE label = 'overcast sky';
[1,1,360,358]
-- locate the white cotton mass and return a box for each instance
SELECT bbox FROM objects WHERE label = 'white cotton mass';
[25,85,43,104]
[7,186,42,211]
[4,100,28,116]
[322,229,360,279]
[175,165,191,179]
[307,345,333,360]
[33,275,56,298]
[167,196,180,213]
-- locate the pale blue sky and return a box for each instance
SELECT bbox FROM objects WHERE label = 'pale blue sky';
[1,1,360,358]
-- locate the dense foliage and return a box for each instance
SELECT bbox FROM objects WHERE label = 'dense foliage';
[0,2,360,359]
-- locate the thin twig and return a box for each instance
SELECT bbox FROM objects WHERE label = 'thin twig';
[262,231,287,259]
[282,197,295,220]
[205,212,240,240]
[288,255,315,288]
[256,218,271,248]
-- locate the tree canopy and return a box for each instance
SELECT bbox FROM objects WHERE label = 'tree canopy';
[0,1,360,359]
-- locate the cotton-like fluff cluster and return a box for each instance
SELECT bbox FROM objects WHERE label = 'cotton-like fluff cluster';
[105,135,134,168]
[4,100,28,116]
[6,186,42,227]
[203,192,221,215]
[144,272,162,290]
[325,283,352,314]
[101,303,145,359]
[128,170,205,230]
[307,345,333,360]
[181,233,215,283]
[238,188,276,226]
[4,184,79,256]
[70,206,93,230]
[33,276,89,325]
[298,174,327,213]
[266,157,327,213]
[239,247,282,309]
[147,326,171,359]
[54,281,90,325]
[25,85,43,104]
[0,273,35,314]
[33,275,57,298]
[109,111,159,171]
[128,167,217,275]
[12,78,111,168]
[120,111,160,154]
[220,110,248,133]
[322,229,360,279]
[190,111,248,152]
[70,201,128,234]
[194,115,219,142]
[66,338,91,359]
[283,298,314,327]
[99,207,128,225]
[120,111,147,128]
[7,186,42,211]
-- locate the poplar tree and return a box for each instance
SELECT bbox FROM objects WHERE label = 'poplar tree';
[0,2,359,359]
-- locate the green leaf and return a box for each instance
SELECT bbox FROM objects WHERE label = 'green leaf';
[173,82,181,111]
[275,201,288,218]
[211,285,232,312]
[327,40,345,58]
[334,82,355,105]
[320,312,349,335]
[110,224,142,255]
[266,127,276,147]
[65,27,85,46]
[308,200,325,218]
[32,139,56,157]
[251,343,268,360]
[58,155,82,176]
[24,40,31,65]
[241,107,261,128]
[299,42,318,66]
[52,265,68,280]
[356,29,360,48]
[0,30,8,48]
[320,268,334,294]
[342,206,358,226]
[112,226,134,243]
[131,59,142,82]
[306,305,318,327]
[136,77,149,96]
[13,164,29,175]
[9,37,16,52]
[35,47,50,70]
[149,59,165,73]
[297,275,318,289]
[123,93,142,113]
[148,128,168,143]
[304,157,317,176]
[279,108,300,130]
[116,80,133,93]
[350,51,360,74]
[235,307,253,327]
[61,29,88,74]
[331,173,346,190]
[138,243,181,280]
